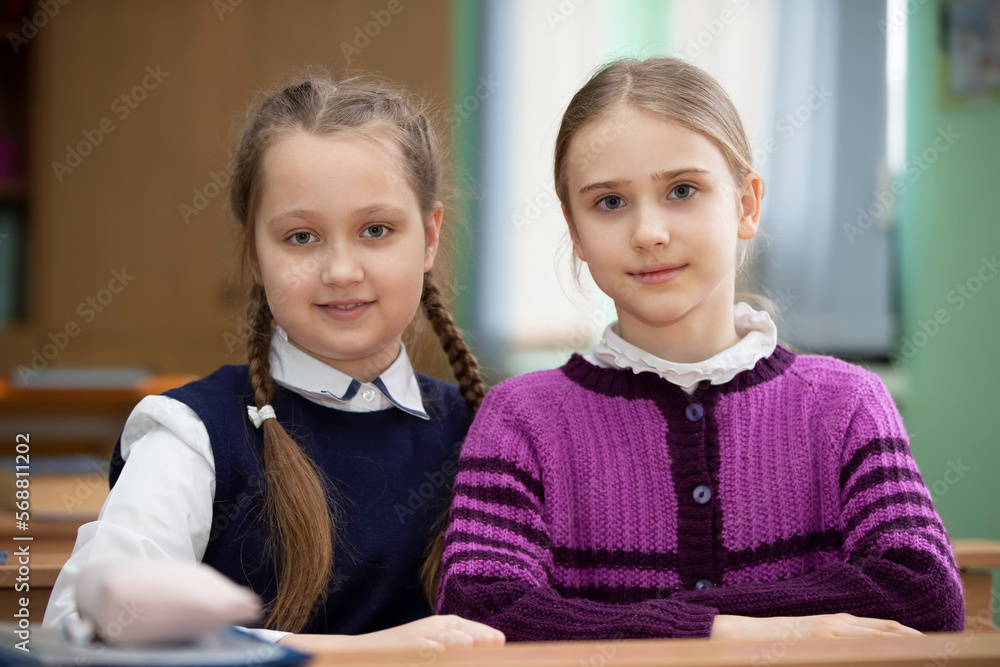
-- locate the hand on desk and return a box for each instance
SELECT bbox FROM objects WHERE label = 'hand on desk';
[278,614,505,652]
[710,613,924,640]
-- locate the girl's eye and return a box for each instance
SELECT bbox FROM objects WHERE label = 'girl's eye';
[290,231,317,245]
[669,184,695,200]
[596,195,626,211]
[362,224,389,238]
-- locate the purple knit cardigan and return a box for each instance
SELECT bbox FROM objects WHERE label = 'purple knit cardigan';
[436,348,964,640]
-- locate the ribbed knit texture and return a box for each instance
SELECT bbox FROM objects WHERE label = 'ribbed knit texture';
[436,348,965,640]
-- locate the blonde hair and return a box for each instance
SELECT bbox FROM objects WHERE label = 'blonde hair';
[554,56,772,302]
[230,73,485,632]
[554,57,760,206]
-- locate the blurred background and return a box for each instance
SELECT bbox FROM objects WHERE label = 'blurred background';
[0,0,998,619]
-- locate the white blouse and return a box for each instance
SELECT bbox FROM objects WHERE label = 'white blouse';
[42,333,428,642]
[584,302,779,393]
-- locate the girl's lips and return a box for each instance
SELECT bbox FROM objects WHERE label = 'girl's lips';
[317,301,373,321]
[629,263,687,284]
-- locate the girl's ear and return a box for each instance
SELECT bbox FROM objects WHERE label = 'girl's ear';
[737,173,764,241]
[424,203,444,272]
[562,203,587,262]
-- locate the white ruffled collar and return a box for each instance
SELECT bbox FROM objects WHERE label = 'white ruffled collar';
[583,303,778,393]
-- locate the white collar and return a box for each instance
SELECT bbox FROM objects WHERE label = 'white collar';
[583,302,778,392]
[269,327,429,420]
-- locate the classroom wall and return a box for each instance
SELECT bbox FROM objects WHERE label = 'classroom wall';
[1,0,457,380]
[898,1,1000,620]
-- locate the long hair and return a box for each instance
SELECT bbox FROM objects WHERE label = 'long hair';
[230,73,484,631]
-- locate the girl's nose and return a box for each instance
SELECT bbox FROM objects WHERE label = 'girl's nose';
[630,206,671,251]
[319,244,364,287]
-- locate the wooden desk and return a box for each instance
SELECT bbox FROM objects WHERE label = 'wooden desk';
[954,540,1000,632]
[1,536,998,637]
[310,633,1000,666]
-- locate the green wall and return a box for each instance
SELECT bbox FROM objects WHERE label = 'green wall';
[899,2,1000,623]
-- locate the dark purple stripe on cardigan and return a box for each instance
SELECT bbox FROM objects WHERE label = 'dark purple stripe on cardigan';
[843,491,937,536]
[443,548,552,582]
[448,572,518,587]
[850,515,952,561]
[712,345,797,395]
[842,466,926,506]
[549,529,844,575]
[704,388,726,578]
[726,529,844,570]
[559,346,797,400]
[445,529,540,560]
[459,456,545,503]
[840,437,910,489]
[449,506,551,550]
[654,390,718,590]
[453,482,542,513]
[553,581,678,604]
[879,545,940,573]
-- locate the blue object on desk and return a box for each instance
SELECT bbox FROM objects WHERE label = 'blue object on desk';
[0,550,7,565]
[0,624,310,666]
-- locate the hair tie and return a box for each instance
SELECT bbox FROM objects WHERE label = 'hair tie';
[247,405,276,428]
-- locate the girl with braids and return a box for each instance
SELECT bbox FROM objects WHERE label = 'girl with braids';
[436,57,964,641]
[43,73,504,652]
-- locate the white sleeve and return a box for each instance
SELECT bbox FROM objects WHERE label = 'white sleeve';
[42,394,217,629]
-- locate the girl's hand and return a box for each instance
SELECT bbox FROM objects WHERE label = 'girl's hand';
[278,614,505,652]
[710,613,924,640]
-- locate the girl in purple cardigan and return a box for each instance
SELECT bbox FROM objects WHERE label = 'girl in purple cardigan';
[435,58,964,641]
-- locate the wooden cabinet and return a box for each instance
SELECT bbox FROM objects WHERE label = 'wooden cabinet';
[0,0,456,380]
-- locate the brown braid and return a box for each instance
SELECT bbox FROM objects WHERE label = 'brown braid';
[418,272,486,603]
[419,273,486,412]
[246,283,336,632]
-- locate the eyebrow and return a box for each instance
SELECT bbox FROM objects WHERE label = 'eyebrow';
[651,167,710,182]
[352,203,408,219]
[577,168,711,196]
[268,203,407,226]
